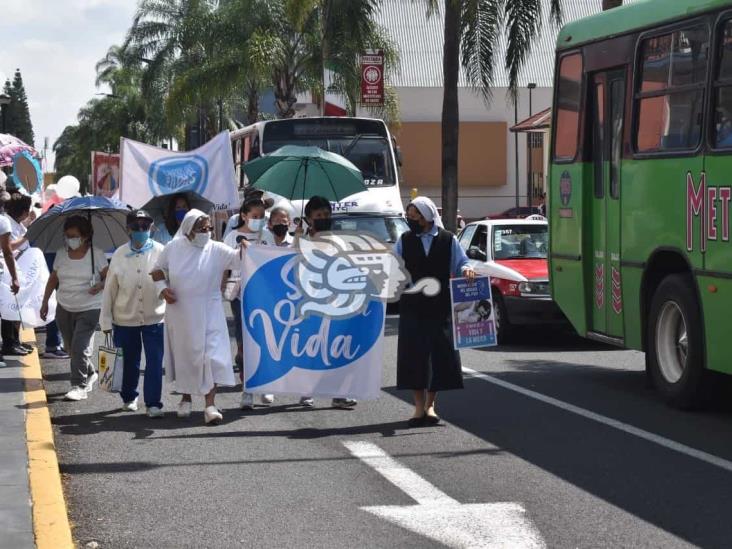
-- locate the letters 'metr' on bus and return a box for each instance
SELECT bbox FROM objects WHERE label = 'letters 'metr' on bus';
[549,0,732,408]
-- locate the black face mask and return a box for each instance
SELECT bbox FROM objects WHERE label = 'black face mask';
[271,223,289,237]
[407,219,423,234]
[312,218,332,232]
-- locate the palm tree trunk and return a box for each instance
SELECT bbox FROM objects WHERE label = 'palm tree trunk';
[602,0,622,9]
[441,0,461,233]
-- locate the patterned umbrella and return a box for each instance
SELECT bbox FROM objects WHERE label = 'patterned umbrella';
[0,133,38,167]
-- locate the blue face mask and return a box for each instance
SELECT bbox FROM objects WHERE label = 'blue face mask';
[130,230,151,248]
[175,210,187,223]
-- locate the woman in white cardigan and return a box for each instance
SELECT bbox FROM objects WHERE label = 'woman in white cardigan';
[100,209,166,417]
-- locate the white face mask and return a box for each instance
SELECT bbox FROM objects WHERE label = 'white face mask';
[191,232,210,248]
[66,237,83,250]
[248,218,265,232]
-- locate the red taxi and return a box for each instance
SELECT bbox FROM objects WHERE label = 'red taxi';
[457,218,566,341]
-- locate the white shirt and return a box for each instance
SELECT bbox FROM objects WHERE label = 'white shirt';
[223,229,265,278]
[0,215,11,275]
[100,242,166,332]
[261,227,293,247]
[53,246,108,312]
[7,215,29,252]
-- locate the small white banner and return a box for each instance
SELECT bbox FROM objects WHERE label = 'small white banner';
[120,132,239,211]
[241,244,385,400]
[0,247,57,327]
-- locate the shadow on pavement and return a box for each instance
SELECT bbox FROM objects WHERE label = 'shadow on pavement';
[59,446,503,476]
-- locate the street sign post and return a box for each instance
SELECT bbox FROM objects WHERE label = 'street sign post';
[360,50,384,107]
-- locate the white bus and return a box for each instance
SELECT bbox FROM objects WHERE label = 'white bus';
[230,117,404,218]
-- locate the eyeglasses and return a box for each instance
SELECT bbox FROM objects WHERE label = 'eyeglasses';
[128,222,152,231]
[193,226,213,233]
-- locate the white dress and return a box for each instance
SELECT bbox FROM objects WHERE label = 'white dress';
[155,237,240,395]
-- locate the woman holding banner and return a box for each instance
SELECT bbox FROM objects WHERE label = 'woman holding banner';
[223,197,275,410]
[151,209,240,425]
[396,197,475,427]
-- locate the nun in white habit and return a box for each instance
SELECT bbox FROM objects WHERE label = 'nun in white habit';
[151,209,240,425]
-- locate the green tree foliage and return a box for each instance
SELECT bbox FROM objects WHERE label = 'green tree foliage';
[422,0,562,232]
[3,69,35,146]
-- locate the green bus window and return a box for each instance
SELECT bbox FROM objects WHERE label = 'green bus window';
[610,78,625,199]
[592,81,605,198]
[636,25,708,153]
[713,20,732,148]
[553,53,582,160]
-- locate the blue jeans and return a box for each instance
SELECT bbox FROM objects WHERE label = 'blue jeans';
[113,324,164,408]
[44,253,61,349]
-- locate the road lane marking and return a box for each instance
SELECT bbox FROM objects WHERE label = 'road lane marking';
[343,440,545,548]
[463,367,732,473]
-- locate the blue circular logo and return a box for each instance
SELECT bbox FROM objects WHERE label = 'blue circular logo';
[147,154,209,196]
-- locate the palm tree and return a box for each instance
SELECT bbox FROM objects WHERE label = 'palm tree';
[424,0,562,232]
[125,0,221,147]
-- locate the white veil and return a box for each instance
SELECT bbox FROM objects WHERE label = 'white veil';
[175,208,208,239]
[409,196,444,228]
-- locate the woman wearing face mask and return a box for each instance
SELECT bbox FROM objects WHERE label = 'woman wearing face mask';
[100,210,166,418]
[262,207,294,247]
[1,192,33,356]
[223,198,274,409]
[395,196,475,427]
[150,210,240,425]
[40,216,108,401]
[155,194,191,245]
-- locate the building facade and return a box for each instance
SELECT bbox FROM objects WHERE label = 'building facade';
[354,0,612,219]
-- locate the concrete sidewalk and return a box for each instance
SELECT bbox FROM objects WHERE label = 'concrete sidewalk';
[0,358,34,549]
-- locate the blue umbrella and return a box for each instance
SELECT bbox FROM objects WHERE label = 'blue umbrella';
[27,196,131,254]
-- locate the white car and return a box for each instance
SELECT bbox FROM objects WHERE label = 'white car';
[458,218,566,341]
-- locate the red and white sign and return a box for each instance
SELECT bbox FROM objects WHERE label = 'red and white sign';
[360,50,384,106]
[92,151,120,199]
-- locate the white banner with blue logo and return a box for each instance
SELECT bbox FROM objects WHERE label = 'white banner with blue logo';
[119,132,239,210]
[241,244,385,400]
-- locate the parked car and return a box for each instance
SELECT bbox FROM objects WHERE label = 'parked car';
[485,206,541,220]
[457,219,566,342]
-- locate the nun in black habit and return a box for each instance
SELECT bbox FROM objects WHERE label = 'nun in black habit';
[395,197,475,427]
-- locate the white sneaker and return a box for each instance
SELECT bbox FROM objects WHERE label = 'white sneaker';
[240,392,254,410]
[121,398,138,412]
[260,394,274,405]
[204,406,223,425]
[64,386,88,401]
[177,401,192,418]
[85,372,99,393]
[332,398,357,409]
[147,406,164,418]
[299,396,314,408]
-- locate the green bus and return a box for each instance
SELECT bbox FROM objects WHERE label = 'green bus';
[549,0,732,408]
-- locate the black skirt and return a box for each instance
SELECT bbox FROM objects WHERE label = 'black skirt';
[396,309,464,392]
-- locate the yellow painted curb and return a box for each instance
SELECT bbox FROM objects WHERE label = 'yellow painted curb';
[20,327,75,549]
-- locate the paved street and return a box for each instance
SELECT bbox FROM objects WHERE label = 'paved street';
[42,319,732,548]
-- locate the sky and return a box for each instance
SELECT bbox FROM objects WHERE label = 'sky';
[0,0,138,172]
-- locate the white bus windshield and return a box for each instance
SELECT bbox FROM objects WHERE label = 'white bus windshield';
[261,120,397,187]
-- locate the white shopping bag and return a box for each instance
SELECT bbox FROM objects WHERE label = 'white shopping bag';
[98,334,124,393]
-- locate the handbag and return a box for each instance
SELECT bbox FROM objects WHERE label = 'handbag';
[98,334,124,393]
